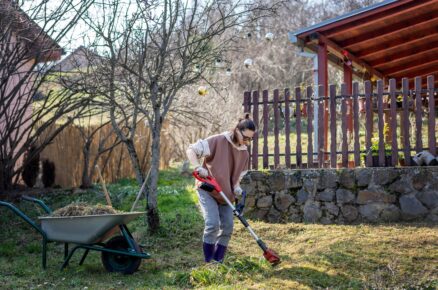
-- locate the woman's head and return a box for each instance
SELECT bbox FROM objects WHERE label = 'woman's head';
[232,113,256,146]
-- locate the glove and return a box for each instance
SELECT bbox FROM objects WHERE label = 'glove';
[234,186,243,199]
[195,166,209,178]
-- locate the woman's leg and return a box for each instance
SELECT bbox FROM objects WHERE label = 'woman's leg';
[213,203,234,262]
[197,189,220,262]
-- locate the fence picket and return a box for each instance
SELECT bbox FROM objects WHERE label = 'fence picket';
[252,91,259,170]
[284,89,291,168]
[415,77,423,153]
[263,90,269,168]
[402,78,411,166]
[318,85,324,168]
[389,79,398,166]
[329,84,337,168]
[353,82,360,167]
[377,80,385,167]
[428,75,436,155]
[307,86,313,168]
[341,84,348,167]
[296,87,302,168]
[365,81,373,167]
[273,89,280,168]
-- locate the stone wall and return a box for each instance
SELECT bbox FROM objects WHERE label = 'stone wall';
[240,167,438,224]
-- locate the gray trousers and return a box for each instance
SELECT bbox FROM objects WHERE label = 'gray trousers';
[197,188,234,246]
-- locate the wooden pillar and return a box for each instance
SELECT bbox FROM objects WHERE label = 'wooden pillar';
[318,41,329,156]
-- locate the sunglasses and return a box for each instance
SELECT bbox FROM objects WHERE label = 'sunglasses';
[239,129,253,141]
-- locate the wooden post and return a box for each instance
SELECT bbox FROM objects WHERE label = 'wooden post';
[318,85,325,168]
[401,78,411,165]
[318,40,329,155]
[296,87,302,168]
[341,84,348,168]
[284,89,291,168]
[377,80,385,167]
[262,90,269,168]
[307,86,313,168]
[353,82,360,167]
[365,81,373,167]
[415,77,423,153]
[252,91,259,170]
[329,84,337,168]
[95,164,112,207]
[427,75,436,155]
[389,79,398,166]
[273,89,280,168]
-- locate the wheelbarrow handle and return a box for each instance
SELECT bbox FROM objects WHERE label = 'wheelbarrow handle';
[21,195,52,214]
[0,200,47,239]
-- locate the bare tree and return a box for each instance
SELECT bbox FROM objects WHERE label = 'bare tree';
[0,0,95,191]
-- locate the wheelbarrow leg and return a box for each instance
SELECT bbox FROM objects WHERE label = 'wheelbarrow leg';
[79,249,90,266]
[42,238,47,269]
[61,245,81,270]
[64,243,68,259]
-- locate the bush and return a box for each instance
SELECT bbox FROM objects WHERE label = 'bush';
[22,146,40,188]
[42,159,56,188]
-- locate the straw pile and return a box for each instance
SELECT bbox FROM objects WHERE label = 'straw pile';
[51,202,120,217]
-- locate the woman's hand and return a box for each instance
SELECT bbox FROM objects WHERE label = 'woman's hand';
[234,186,243,198]
[195,166,209,178]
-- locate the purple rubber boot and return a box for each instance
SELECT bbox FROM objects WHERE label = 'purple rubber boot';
[213,244,227,263]
[203,242,215,262]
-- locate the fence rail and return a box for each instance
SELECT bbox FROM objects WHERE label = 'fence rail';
[243,76,437,170]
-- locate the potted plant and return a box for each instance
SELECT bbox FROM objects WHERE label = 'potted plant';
[362,136,393,167]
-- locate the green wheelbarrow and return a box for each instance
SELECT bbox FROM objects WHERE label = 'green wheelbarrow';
[0,196,151,274]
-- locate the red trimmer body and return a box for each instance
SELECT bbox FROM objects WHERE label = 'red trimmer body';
[193,171,281,266]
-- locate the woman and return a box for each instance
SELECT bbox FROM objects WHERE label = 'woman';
[186,113,256,263]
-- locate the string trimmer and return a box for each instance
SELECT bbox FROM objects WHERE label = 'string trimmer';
[193,171,281,266]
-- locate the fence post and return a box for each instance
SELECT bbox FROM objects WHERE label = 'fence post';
[415,77,423,153]
[389,78,398,166]
[307,86,313,168]
[273,89,280,168]
[296,87,302,168]
[427,75,436,155]
[262,90,269,169]
[329,84,337,168]
[377,80,385,167]
[284,89,291,168]
[365,81,373,167]
[341,84,348,168]
[252,91,259,170]
[353,82,360,167]
[318,85,325,168]
[401,78,411,165]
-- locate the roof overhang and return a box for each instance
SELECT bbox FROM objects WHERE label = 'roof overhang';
[290,0,438,87]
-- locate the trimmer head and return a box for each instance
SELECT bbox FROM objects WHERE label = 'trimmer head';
[263,248,281,266]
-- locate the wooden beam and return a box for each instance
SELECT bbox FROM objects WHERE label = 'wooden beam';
[390,63,438,79]
[382,55,438,76]
[325,0,436,38]
[352,24,438,58]
[368,39,438,67]
[310,32,385,79]
[340,11,438,48]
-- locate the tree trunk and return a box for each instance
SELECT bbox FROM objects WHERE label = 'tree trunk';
[0,158,14,191]
[146,119,161,234]
[80,140,92,188]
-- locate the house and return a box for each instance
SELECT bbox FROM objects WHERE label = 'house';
[0,0,62,187]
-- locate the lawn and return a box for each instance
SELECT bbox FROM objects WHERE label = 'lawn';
[0,167,437,289]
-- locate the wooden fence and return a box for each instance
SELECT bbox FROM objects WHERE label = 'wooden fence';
[39,121,173,188]
[244,75,437,170]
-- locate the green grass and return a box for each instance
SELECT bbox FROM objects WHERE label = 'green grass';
[0,167,437,289]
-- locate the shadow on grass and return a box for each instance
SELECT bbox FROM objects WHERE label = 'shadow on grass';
[271,266,363,289]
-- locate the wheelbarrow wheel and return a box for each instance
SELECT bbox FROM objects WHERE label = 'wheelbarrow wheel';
[101,236,142,274]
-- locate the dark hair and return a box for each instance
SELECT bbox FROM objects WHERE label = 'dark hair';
[231,113,256,143]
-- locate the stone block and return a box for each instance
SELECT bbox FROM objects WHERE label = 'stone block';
[323,202,339,216]
[339,170,356,189]
[416,190,438,209]
[399,194,428,220]
[359,202,387,222]
[372,169,398,186]
[357,188,396,204]
[285,171,302,189]
[336,188,355,204]
[274,191,295,212]
[317,189,335,202]
[341,205,359,222]
[356,169,372,187]
[267,207,282,223]
[380,204,401,222]
[412,170,433,191]
[268,171,285,191]
[296,189,309,204]
[303,201,322,223]
[257,196,273,208]
[318,170,338,189]
[388,178,414,195]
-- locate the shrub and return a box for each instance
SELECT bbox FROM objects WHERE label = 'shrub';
[42,159,56,188]
[22,146,40,188]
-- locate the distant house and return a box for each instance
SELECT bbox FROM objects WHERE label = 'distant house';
[0,0,62,172]
[50,46,102,72]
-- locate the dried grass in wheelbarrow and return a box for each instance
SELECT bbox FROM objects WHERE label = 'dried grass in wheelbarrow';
[51,202,120,217]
